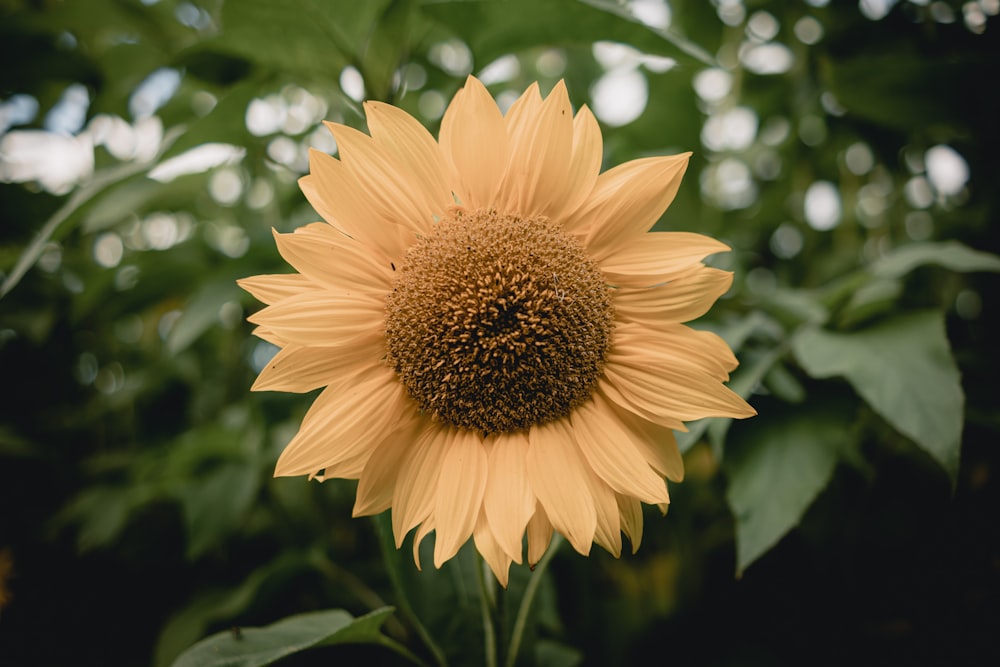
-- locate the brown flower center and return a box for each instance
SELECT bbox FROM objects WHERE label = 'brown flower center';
[384,208,614,434]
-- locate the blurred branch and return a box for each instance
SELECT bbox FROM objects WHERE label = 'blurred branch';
[0,125,184,300]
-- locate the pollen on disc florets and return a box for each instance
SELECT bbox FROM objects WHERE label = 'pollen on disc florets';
[384,207,615,435]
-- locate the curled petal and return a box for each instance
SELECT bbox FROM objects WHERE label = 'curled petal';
[600,232,731,287]
[474,509,514,587]
[614,266,734,326]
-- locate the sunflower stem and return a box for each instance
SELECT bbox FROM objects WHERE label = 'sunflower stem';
[372,514,449,667]
[475,553,499,667]
[505,534,563,667]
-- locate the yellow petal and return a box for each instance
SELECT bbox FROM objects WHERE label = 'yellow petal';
[412,516,435,571]
[433,429,488,568]
[598,377,687,431]
[251,335,381,393]
[272,223,393,295]
[474,509,513,588]
[483,432,536,564]
[613,266,733,325]
[247,290,383,347]
[526,419,596,555]
[497,80,574,217]
[439,76,508,208]
[616,493,645,554]
[324,121,441,235]
[301,153,410,260]
[353,415,423,516]
[364,100,452,214]
[250,325,286,347]
[600,232,731,287]
[273,364,406,477]
[581,460,623,557]
[605,396,685,482]
[574,153,691,262]
[238,273,313,305]
[610,321,738,383]
[603,353,757,423]
[554,104,603,223]
[526,502,553,566]
[392,423,451,547]
[570,394,670,504]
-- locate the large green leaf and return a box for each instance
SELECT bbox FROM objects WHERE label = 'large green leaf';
[170,607,414,667]
[871,241,1000,280]
[724,406,850,574]
[421,0,714,69]
[201,0,392,81]
[792,310,964,485]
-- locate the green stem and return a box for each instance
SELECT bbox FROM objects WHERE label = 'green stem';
[505,534,563,667]
[475,553,498,667]
[373,515,449,667]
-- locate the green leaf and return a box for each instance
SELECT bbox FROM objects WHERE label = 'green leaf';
[170,607,403,667]
[200,0,392,80]
[421,0,715,69]
[180,463,260,559]
[724,407,850,574]
[166,277,243,355]
[792,310,963,485]
[836,278,903,329]
[871,241,1000,280]
[154,554,313,667]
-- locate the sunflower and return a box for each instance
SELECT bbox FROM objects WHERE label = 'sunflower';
[240,76,755,586]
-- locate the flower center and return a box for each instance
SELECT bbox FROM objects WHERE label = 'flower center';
[384,208,615,434]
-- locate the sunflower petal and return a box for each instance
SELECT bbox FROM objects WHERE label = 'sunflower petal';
[439,76,508,208]
[575,153,691,261]
[616,494,645,554]
[600,232,731,287]
[610,321,738,383]
[433,429,488,567]
[272,224,393,294]
[238,274,313,305]
[251,335,381,393]
[526,503,554,566]
[555,105,603,224]
[273,364,407,477]
[526,420,596,555]
[301,153,410,260]
[483,432,535,563]
[614,266,733,325]
[392,423,450,547]
[474,509,513,587]
[603,355,756,423]
[498,80,574,217]
[324,121,442,235]
[582,462,623,557]
[605,395,685,482]
[364,100,452,215]
[353,415,423,517]
[247,290,383,347]
[570,394,670,504]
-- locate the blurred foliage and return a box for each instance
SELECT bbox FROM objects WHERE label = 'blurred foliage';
[2,0,999,665]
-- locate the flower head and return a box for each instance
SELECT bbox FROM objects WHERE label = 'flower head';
[240,76,755,585]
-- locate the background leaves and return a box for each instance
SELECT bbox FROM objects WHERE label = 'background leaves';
[1,1,999,666]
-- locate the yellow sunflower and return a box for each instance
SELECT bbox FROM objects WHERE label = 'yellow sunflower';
[240,76,755,586]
